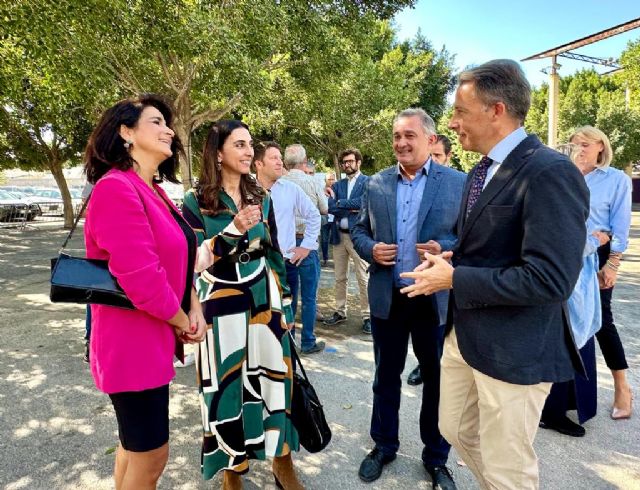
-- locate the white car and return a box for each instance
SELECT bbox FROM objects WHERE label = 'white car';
[30,188,83,215]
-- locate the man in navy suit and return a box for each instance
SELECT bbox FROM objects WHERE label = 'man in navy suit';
[352,108,465,489]
[400,60,589,489]
[323,149,371,333]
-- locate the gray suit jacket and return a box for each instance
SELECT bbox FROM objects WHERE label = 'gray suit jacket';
[449,135,589,385]
[352,162,466,321]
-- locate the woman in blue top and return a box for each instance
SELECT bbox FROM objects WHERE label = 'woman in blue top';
[571,126,633,420]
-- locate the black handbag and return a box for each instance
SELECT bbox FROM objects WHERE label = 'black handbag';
[289,332,331,453]
[49,194,135,309]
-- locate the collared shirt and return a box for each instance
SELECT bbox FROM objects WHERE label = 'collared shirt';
[394,160,430,287]
[484,126,528,189]
[583,166,632,253]
[339,171,361,230]
[282,169,328,235]
[269,178,321,258]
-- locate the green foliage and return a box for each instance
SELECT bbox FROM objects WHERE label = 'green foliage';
[436,107,478,173]
[0,0,452,189]
[525,65,640,168]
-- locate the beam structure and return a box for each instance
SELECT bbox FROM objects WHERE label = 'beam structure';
[522,17,640,146]
[522,18,640,61]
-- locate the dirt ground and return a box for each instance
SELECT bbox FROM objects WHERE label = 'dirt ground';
[0,212,638,490]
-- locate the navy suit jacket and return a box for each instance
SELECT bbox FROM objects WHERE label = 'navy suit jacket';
[449,135,589,385]
[328,173,368,245]
[351,162,466,321]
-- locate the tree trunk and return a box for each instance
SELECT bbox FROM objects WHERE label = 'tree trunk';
[333,152,341,180]
[174,120,193,192]
[49,159,74,229]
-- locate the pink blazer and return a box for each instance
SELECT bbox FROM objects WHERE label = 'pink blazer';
[85,168,191,394]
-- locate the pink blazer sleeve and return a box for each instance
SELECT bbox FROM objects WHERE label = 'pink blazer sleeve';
[88,176,181,321]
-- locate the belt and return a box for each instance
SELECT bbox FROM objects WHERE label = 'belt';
[339,228,350,234]
[220,249,265,264]
[295,233,305,238]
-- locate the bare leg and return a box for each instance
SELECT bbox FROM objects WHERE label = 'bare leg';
[114,445,129,490]
[612,369,633,418]
[119,443,169,490]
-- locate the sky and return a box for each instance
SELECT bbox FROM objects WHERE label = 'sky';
[393,0,640,89]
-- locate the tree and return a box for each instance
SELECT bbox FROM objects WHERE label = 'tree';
[248,24,456,176]
[525,67,640,170]
[0,27,94,227]
[3,0,417,190]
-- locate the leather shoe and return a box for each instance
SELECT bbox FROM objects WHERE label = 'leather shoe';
[539,415,585,437]
[358,448,396,483]
[424,465,456,490]
[407,365,422,386]
[362,318,372,334]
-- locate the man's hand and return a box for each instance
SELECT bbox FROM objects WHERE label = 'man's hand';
[400,251,454,297]
[372,242,398,266]
[288,246,311,266]
[416,240,441,261]
[324,187,335,198]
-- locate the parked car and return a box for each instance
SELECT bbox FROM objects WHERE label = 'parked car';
[29,189,64,215]
[0,189,40,222]
[4,191,42,220]
[30,188,83,215]
[0,186,38,196]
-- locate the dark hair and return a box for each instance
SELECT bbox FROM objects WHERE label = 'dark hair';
[436,134,452,155]
[458,59,531,123]
[84,93,183,184]
[197,119,265,215]
[339,148,362,164]
[253,141,282,165]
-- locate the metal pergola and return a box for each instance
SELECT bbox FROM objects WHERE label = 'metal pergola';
[522,17,640,147]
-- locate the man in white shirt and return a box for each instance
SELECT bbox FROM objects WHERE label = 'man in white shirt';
[253,141,325,354]
[324,148,371,334]
[281,144,328,354]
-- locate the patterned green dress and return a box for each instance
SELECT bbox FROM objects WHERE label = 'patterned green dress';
[182,189,299,480]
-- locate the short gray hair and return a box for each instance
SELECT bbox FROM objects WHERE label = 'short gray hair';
[393,108,436,136]
[458,59,531,123]
[284,144,306,169]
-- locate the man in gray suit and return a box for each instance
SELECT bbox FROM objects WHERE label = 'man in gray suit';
[401,60,589,489]
[351,108,465,489]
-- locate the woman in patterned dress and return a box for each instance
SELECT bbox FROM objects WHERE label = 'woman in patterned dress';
[182,120,303,490]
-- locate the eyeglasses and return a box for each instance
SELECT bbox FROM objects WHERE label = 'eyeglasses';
[341,159,357,166]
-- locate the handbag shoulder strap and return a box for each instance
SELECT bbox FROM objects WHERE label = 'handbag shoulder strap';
[58,192,91,253]
[288,330,311,381]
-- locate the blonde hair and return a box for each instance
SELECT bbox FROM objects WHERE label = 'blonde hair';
[569,125,613,168]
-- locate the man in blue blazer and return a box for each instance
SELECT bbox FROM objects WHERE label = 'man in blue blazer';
[351,108,465,489]
[324,148,371,333]
[401,60,589,490]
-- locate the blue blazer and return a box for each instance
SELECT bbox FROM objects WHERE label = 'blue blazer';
[351,162,466,321]
[328,173,368,245]
[449,135,589,384]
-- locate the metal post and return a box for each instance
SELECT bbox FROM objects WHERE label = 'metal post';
[548,56,560,147]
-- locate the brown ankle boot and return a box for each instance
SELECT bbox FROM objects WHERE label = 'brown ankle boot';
[222,470,243,490]
[272,453,304,490]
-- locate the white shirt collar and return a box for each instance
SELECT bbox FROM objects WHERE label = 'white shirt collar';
[487,127,527,164]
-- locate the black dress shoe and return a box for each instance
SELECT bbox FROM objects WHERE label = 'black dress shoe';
[358,448,396,483]
[539,415,585,437]
[407,365,422,386]
[362,318,372,334]
[424,465,456,490]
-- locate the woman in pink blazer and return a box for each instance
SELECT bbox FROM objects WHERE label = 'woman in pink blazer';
[83,94,206,489]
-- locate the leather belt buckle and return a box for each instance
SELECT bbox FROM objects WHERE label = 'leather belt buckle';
[238,252,251,264]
